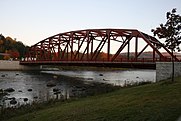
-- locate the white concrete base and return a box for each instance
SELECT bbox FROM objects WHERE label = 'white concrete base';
[156,62,181,81]
[0,60,40,71]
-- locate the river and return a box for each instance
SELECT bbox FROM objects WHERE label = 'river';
[0,69,155,108]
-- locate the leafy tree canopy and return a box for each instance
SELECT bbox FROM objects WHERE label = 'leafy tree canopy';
[151,8,181,51]
[0,34,29,60]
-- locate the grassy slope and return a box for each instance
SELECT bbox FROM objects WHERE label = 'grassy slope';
[5,77,181,121]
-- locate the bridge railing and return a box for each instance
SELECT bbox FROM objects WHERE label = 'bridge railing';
[20,57,175,64]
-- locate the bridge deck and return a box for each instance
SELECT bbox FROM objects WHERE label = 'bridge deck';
[20,61,156,69]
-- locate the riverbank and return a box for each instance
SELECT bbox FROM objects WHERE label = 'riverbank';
[2,77,181,121]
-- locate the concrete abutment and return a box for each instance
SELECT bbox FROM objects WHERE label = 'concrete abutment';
[156,62,181,81]
[0,60,40,71]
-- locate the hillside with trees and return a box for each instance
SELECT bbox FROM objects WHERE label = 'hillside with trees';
[0,34,29,60]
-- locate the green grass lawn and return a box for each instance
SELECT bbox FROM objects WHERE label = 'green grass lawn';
[2,77,181,121]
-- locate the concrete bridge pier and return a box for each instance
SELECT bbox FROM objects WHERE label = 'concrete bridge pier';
[156,62,181,81]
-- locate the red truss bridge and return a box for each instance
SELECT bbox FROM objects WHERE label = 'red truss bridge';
[20,29,179,69]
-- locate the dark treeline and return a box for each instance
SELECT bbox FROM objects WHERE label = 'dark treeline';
[0,34,29,60]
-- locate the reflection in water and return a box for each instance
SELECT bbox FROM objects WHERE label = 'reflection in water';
[43,69,156,86]
[0,69,155,108]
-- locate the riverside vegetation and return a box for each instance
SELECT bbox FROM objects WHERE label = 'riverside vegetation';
[1,77,181,121]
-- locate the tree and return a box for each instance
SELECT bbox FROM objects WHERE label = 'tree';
[3,50,11,60]
[151,8,181,82]
[0,34,29,60]
[0,34,5,54]
[14,41,28,58]
[9,50,20,59]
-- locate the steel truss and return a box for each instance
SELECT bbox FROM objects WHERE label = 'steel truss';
[23,29,179,63]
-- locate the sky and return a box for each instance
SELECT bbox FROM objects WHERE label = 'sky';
[0,0,181,46]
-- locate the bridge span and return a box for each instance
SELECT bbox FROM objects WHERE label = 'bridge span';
[20,29,179,69]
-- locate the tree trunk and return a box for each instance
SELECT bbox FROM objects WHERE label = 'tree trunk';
[171,50,174,82]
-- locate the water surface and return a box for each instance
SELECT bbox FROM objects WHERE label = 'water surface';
[0,69,155,108]
[43,69,156,86]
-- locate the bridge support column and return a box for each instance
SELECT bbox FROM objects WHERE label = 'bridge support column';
[156,62,181,81]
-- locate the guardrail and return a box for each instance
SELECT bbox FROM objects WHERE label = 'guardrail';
[20,57,175,63]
